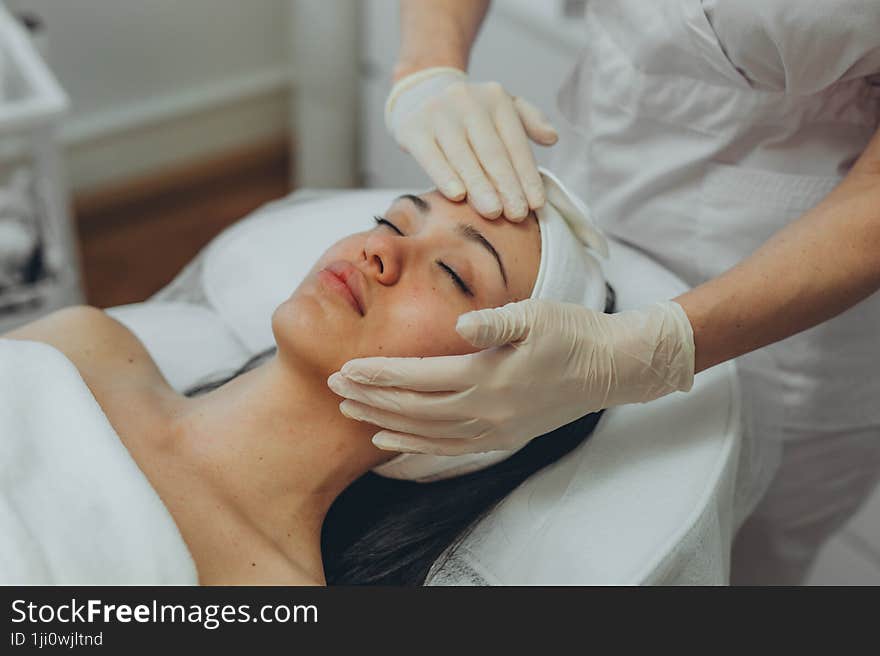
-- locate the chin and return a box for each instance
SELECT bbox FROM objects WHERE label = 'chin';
[271,289,355,377]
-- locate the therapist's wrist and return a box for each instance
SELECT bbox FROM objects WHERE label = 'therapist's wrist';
[392,56,467,83]
[673,289,725,375]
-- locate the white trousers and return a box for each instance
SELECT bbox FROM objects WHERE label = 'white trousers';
[730,425,880,585]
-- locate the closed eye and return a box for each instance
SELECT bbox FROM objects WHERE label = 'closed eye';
[373,215,403,235]
[372,215,473,297]
[437,261,473,297]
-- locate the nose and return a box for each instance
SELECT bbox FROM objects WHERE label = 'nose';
[363,230,403,285]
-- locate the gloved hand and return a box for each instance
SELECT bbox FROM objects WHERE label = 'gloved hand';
[385,67,559,221]
[327,299,696,455]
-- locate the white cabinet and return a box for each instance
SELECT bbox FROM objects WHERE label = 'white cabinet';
[358,0,586,188]
[0,5,82,332]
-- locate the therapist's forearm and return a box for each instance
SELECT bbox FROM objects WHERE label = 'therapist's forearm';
[675,150,880,373]
[394,0,490,81]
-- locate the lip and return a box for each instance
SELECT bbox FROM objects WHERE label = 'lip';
[318,261,367,316]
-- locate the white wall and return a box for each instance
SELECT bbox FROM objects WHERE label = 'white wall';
[4,0,292,191]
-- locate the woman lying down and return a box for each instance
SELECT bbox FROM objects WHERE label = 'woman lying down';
[0,174,610,585]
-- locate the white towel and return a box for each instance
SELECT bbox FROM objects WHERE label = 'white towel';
[0,338,197,584]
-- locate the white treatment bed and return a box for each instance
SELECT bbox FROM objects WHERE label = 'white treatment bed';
[106,189,771,585]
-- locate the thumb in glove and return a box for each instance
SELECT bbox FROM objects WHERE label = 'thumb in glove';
[455,302,534,349]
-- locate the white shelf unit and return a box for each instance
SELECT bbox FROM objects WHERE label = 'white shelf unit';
[0,1,82,333]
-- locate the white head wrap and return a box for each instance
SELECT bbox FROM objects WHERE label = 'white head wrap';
[372,168,609,482]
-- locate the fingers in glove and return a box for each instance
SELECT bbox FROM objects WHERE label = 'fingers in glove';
[462,105,528,220]
[339,399,488,440]
[328,372,470,421]
[456,302,533,349]
[372,431,495,456]
[435,119,503,218]
[493,100,545,211]
[513,96,558,146]
[405,134,466,200]
[337,353,477,391]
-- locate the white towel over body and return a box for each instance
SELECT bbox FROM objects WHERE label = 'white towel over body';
[0,338,197,584]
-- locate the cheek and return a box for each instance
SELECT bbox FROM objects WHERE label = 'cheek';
[367,286,477,358]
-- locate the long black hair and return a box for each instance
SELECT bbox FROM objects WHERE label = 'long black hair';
[186,285,615,585]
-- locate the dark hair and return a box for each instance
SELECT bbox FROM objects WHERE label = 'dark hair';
[321,411,602,585]
[186,285,615,585]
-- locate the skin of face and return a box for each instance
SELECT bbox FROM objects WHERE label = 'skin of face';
[271,191,541,380]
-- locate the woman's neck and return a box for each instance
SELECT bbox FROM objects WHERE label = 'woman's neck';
[168,354,385,582]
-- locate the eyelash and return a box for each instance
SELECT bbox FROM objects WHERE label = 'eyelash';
[372,215,402,235]
[371,215,474,297]
[437,261,473,296]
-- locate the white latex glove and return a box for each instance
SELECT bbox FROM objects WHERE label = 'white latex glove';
[327,299,696,455]
[385,67,559,221]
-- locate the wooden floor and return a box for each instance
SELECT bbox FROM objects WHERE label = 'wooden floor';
[73,143,291,308]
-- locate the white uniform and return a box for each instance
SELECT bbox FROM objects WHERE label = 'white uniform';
[551,0,880,584]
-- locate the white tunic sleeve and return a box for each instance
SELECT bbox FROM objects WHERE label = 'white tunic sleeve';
[702,0,880,94]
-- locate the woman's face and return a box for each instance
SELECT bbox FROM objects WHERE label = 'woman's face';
[272,191,541,376]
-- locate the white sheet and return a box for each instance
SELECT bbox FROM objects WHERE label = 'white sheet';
[0,338,197,584]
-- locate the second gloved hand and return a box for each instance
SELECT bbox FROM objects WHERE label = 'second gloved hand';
[327,299,696,455]
[385,67,559,220]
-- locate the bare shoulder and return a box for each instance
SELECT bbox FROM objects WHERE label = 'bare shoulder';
[2,304,169,397]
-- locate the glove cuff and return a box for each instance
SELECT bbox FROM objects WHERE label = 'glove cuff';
[658,300,696,394]
[384,66,468,134]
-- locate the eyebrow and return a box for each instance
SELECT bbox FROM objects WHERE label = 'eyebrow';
[396,194,430,213]
[397,193,508,288]
[456,223,508,288]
